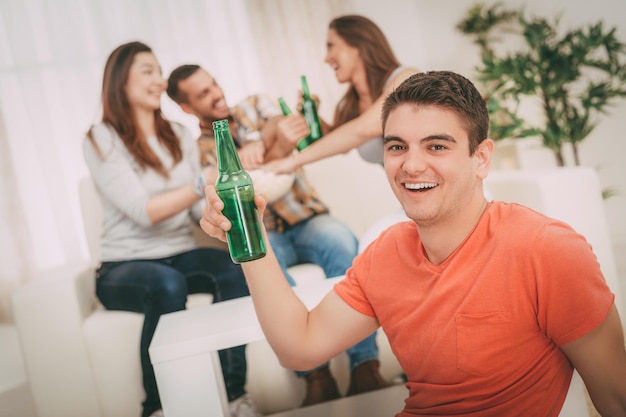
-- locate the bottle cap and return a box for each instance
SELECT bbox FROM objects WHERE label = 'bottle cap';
[212,119,229,130]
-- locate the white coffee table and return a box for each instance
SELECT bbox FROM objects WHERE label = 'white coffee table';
[149,276,347,417]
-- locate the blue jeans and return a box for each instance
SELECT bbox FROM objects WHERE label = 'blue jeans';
[268,214,379,376]
[95,248,250,417]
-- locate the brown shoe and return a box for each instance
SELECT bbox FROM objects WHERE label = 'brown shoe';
[346,359,388,396]
[301,366,341,406]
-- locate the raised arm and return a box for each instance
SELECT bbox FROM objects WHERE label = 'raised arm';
[266,67,418,174]
[560,305,626,416]
[200,184,379,370]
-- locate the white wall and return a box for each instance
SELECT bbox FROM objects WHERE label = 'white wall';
[1,0,625,276]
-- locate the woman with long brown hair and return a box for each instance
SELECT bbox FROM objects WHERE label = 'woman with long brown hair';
[268,14,419,172]
[83,41,259,417]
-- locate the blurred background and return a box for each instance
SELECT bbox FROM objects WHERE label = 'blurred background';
[1,0,625,287]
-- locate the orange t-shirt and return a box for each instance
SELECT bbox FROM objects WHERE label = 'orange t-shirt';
[335,202,614,417]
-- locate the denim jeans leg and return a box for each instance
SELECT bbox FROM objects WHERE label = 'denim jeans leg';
[268,231,298,286]
[292,215,380,370]
[217,345,247,401]
[279,215,379,376]
[291,214,358,279]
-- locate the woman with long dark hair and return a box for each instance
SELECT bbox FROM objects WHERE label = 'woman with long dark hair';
[268,15,419,172]
[83,41,259,417]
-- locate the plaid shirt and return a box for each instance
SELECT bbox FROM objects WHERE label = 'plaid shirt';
[198,94,328,233]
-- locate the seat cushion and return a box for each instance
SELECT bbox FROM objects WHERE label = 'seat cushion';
[84,308,144,417]
[288,263,326,286]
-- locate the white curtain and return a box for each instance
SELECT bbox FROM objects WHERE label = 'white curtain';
[0,114,32,319]
[0,0,353,282]
[245,0,354,119]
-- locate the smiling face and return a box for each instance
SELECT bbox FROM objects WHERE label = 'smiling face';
[176,68,230,124]
[123,51,166,113]
[383,104,492,228]
[325,28,363,84]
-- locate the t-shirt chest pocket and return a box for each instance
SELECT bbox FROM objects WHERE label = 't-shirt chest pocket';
[455,312,512,376]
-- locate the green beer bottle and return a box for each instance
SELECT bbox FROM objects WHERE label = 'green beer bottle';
[278,97,292,116]
[213,119,266,263]
[298,75,322,151]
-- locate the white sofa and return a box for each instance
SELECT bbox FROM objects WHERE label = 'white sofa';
[11,177,403,417]
[484,167,624,318]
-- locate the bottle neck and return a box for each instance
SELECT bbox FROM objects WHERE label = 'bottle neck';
[214,123,243,174]
[301,76,311,101]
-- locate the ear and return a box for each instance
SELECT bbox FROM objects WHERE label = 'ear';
[475,138,494,180]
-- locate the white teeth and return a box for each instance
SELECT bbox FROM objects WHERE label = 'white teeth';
[404,182,438,190]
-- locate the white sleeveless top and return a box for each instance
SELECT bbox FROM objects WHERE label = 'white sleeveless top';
[357,66,408,165]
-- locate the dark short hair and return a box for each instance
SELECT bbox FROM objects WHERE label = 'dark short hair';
[382,71,489,155]
[167,64,201,104]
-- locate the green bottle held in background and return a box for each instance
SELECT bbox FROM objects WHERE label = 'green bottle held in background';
[297,75,322,151]
[278,97,292,116]
[213,119,266,263]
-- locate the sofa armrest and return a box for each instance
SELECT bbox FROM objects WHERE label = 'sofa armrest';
[12,262,102,417]
[485,167,623,318]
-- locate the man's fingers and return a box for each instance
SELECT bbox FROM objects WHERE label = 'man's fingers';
[199,185,232,242]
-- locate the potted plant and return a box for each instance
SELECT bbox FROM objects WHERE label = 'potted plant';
[457,3,626,169]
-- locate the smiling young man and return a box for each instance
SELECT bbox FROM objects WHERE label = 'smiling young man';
[201,71,626,416]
